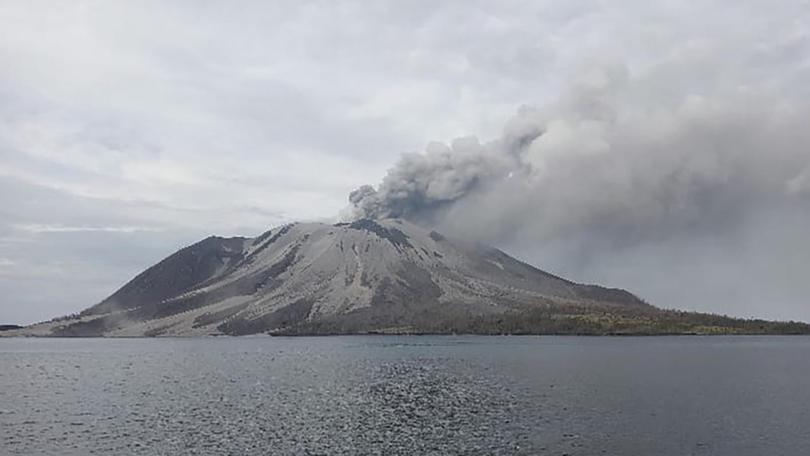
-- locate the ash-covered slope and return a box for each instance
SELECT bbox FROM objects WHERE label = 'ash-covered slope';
[26,219,648,337]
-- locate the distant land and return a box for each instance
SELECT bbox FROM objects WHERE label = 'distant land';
[0,325,23,332]
[4,219,809,337]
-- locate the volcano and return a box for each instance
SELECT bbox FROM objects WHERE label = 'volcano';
[12,219,809,336]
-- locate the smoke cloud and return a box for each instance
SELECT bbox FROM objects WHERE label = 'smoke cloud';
[347,64,810,320]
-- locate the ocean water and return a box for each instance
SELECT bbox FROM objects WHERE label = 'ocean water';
[1,336,808,455]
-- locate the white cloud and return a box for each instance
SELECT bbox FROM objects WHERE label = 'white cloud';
[13,224,164,234]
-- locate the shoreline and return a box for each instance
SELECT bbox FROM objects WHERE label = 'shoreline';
[3,331,810,339]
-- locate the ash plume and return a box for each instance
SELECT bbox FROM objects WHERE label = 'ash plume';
[346,64,810,320]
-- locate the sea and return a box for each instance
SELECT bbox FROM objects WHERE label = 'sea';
[1,336,808,455]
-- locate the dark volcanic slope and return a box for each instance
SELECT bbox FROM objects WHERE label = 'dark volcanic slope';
[19,219,656,337]
[87,235,249,317]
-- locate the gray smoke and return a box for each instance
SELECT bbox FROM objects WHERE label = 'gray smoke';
[347,65,810,321]
[345,135,519,222]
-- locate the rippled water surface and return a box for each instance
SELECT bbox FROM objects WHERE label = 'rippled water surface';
[1,336,809,455]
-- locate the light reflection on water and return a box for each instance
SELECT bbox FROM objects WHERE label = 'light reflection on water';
[1,336,809,455]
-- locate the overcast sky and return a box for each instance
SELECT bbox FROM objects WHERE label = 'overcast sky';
[2,1,809,325]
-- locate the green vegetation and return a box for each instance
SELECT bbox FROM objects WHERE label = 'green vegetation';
[460,307,810,335]
[273,304,810,336]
